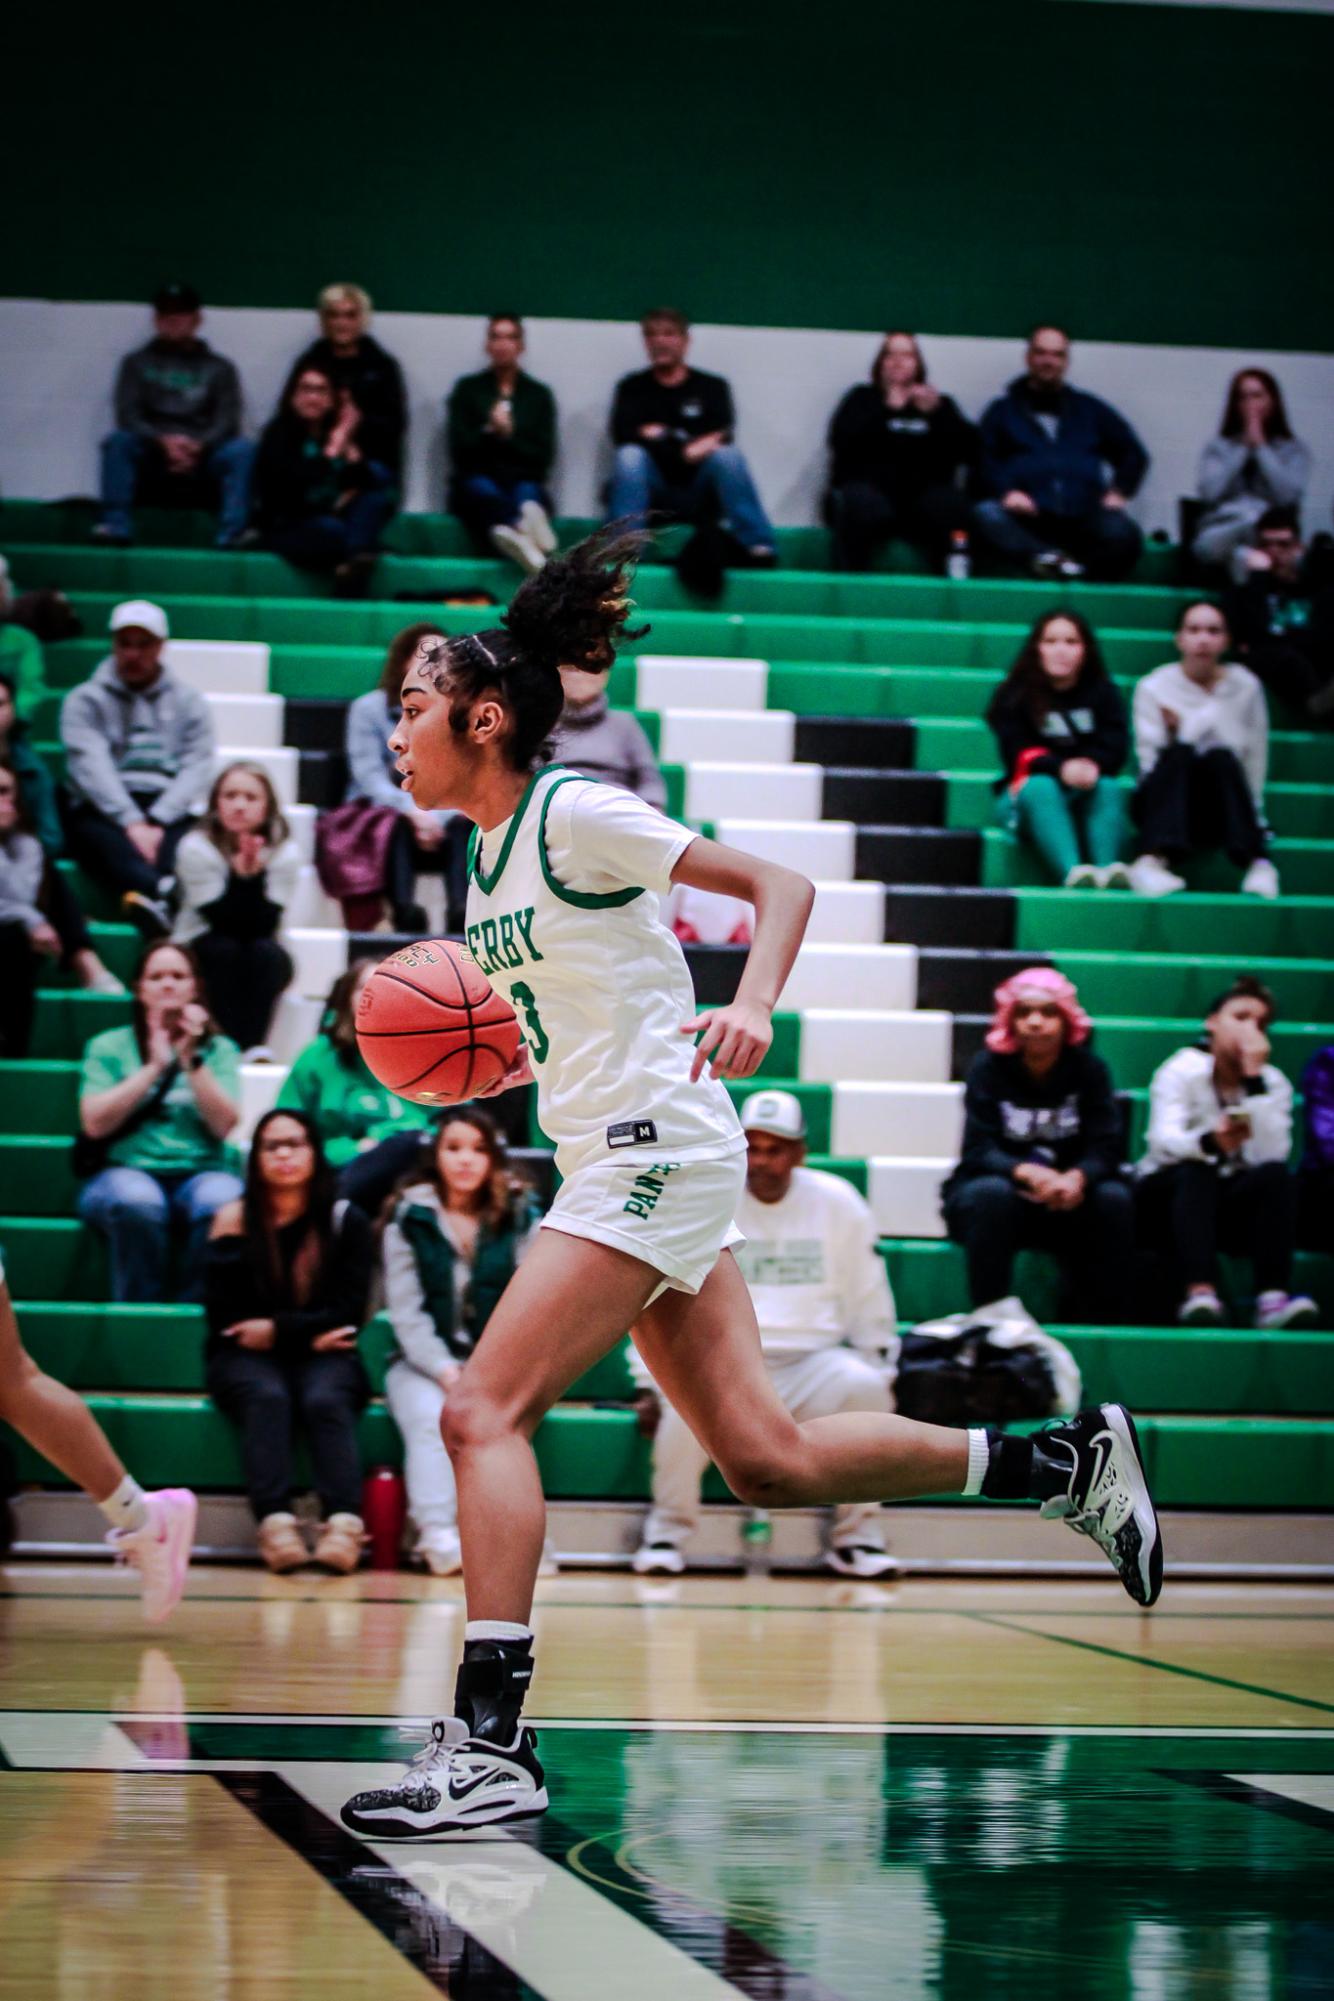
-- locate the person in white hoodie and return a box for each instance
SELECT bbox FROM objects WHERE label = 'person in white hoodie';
[1136,975,1316,1330]
[1130,600,1275,900]
[632,1089,900,1578]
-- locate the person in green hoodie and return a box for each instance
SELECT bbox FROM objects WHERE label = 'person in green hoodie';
[446,315,558,575]
[275,960,437,1214]
[380,1108,546,1575]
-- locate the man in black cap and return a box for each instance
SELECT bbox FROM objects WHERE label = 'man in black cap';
[97,285,255,548]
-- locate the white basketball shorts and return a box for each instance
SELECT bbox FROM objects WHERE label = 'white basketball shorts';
[540,1143,747,1298]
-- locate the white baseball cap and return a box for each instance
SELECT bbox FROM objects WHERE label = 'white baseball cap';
[109,599,169,640]
[740,1088,807,1141]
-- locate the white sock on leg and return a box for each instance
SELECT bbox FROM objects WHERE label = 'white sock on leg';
[465,1620,533,1643]
[962,1429,991,1499]
[98,1474,150,1535]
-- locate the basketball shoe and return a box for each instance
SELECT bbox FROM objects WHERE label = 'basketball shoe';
[341,1717,548,1838]
[1033,1404,1163,1607]
[108,1487,197,1624]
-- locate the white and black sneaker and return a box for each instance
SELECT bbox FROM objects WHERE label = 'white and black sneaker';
[823,1544,900,1580]
[341,1719,547,1839]
[1036,1403,1164,1608]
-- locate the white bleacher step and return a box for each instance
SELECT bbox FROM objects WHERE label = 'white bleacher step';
[239,1061,286,1142]
[287,803,317,862]
[719,819,855,880]
[636,657,769,712]
[204,692,285,749]
[659,708,794,764]
[286,863,344,929]
[685,761,821,821]
[215,745,298,805]
[780,944,917,1011]
[831,1081,964,1159]
[164,639,270,695]
[268,993,323,1066]
[799,1009,952,1085]
[866,1158,950,1240]
[805,881,886,944]
[284,927,352,999]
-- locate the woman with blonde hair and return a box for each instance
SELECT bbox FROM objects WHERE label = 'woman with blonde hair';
[172,761,300,1057]
[286,279,408,480]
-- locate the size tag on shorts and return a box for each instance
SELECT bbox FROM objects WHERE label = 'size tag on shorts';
[607,1120,658,1149]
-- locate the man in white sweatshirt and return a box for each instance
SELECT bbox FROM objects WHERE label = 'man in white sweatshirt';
[1130,599,1276,899]
[632,1089,900,1577]
[1136,975,1316,1330]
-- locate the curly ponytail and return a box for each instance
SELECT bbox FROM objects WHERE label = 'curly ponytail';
[429,526,652,773]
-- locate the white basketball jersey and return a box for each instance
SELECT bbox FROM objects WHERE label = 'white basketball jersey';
[464,766,743,1178]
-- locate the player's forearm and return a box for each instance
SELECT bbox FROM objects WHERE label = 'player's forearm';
[733,862,814,1015]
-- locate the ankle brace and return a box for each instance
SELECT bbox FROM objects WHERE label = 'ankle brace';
[455,1637,534,1745]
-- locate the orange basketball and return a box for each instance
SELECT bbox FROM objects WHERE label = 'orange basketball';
[354,939,521,1105]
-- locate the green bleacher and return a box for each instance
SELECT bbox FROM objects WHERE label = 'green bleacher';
[2,504,1331,1525]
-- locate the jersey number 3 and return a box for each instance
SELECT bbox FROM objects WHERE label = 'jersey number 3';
[510,982,550,1065]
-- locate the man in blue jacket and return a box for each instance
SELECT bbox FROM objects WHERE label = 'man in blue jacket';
[972,327,1149,582]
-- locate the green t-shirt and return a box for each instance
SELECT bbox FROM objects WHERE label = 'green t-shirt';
[276,1036,435,1167]
[80,1025,242,1175]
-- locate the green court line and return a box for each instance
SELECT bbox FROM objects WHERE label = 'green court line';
[969,1612,1334,1716]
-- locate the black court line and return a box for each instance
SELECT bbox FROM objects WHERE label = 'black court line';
[968,1611,1334,1716]
[213,1769,542,1999]
[1167,1769,1334,1837]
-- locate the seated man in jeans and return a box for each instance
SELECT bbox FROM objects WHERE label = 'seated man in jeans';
[941,968,1134,1320]
[972,326,1148,582]
[632,1090,899,1579]
[96,284,255,549]
[1136,974,1317,1328]
[606,308,775,564]
[60,601,215,935]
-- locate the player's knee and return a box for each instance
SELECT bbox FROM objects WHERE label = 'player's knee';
[439,1382,510,1461]
[716,1426,803,1508]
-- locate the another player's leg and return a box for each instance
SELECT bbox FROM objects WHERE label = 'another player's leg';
[0,1264,195,1622]
[635,1251,1162,1609]
[342,1230,661,1838]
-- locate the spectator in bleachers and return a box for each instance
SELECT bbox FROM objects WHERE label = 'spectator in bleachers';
[607,308,776,565]
[0,617,47,728]
[972,327,1147,582]
[172,763,300,1059]
[205,1109,374,1574]
[95,284,255,550]
[340,624,470,934]
[824,332,974,572]
[0,671,62,855]
[986,610,1131,889]
[60,601,215,937]
[276,961,437,1216]
[0,759,123,1054]
[548,657,666,807]
[1130,601,1276,899]
[1137,975,1317,1328]
[382,1109,544,1576]
[1193,370,1311,581]
[287,283,408,481]
[1297,1042,1334,1252]
[447,315,558,574]
[941,969,1133,1320]
[633,1089,900,1577]
[253,363,396,597]
[1221,507,1334,719]
[76,940,243,1303]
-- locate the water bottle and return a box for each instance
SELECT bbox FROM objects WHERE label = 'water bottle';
[742,1508,773,1576]
[946,530,971,581]
[362,1467,407,1571]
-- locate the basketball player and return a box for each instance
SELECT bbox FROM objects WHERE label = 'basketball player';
[341,530,1162,1839]
[0,1255,195,1620]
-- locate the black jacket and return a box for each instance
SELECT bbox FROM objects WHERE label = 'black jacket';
[827,384,974,497]
[943,1044,1124,1199]
[610,367,734,485]
[252,415,385,529]
[1221,548,1334,663]
[286,334,407,476]
[986,675,1130,787]
[203,1201,373,1357]
[446,367,556,486]
[977,376,1148,519]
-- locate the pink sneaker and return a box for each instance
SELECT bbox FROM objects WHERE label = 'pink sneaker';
[109,1488,197,1624]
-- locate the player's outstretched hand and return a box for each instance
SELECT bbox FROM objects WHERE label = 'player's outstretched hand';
[681,1003,772,1082]
[473,1045,536,1098]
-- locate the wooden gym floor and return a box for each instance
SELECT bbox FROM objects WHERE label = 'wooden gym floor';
[0,1566,1331,1999]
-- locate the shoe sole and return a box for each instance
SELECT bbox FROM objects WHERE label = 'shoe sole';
[145,1489,197,1624]
[1100,1403,1164,1609]
[518,504,558,555]
[342,1788,549,1839]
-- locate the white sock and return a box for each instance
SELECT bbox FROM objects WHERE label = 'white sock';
[962,1429,990,1499]
[465,1620,533,1644]
[98,1474,150,1535]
